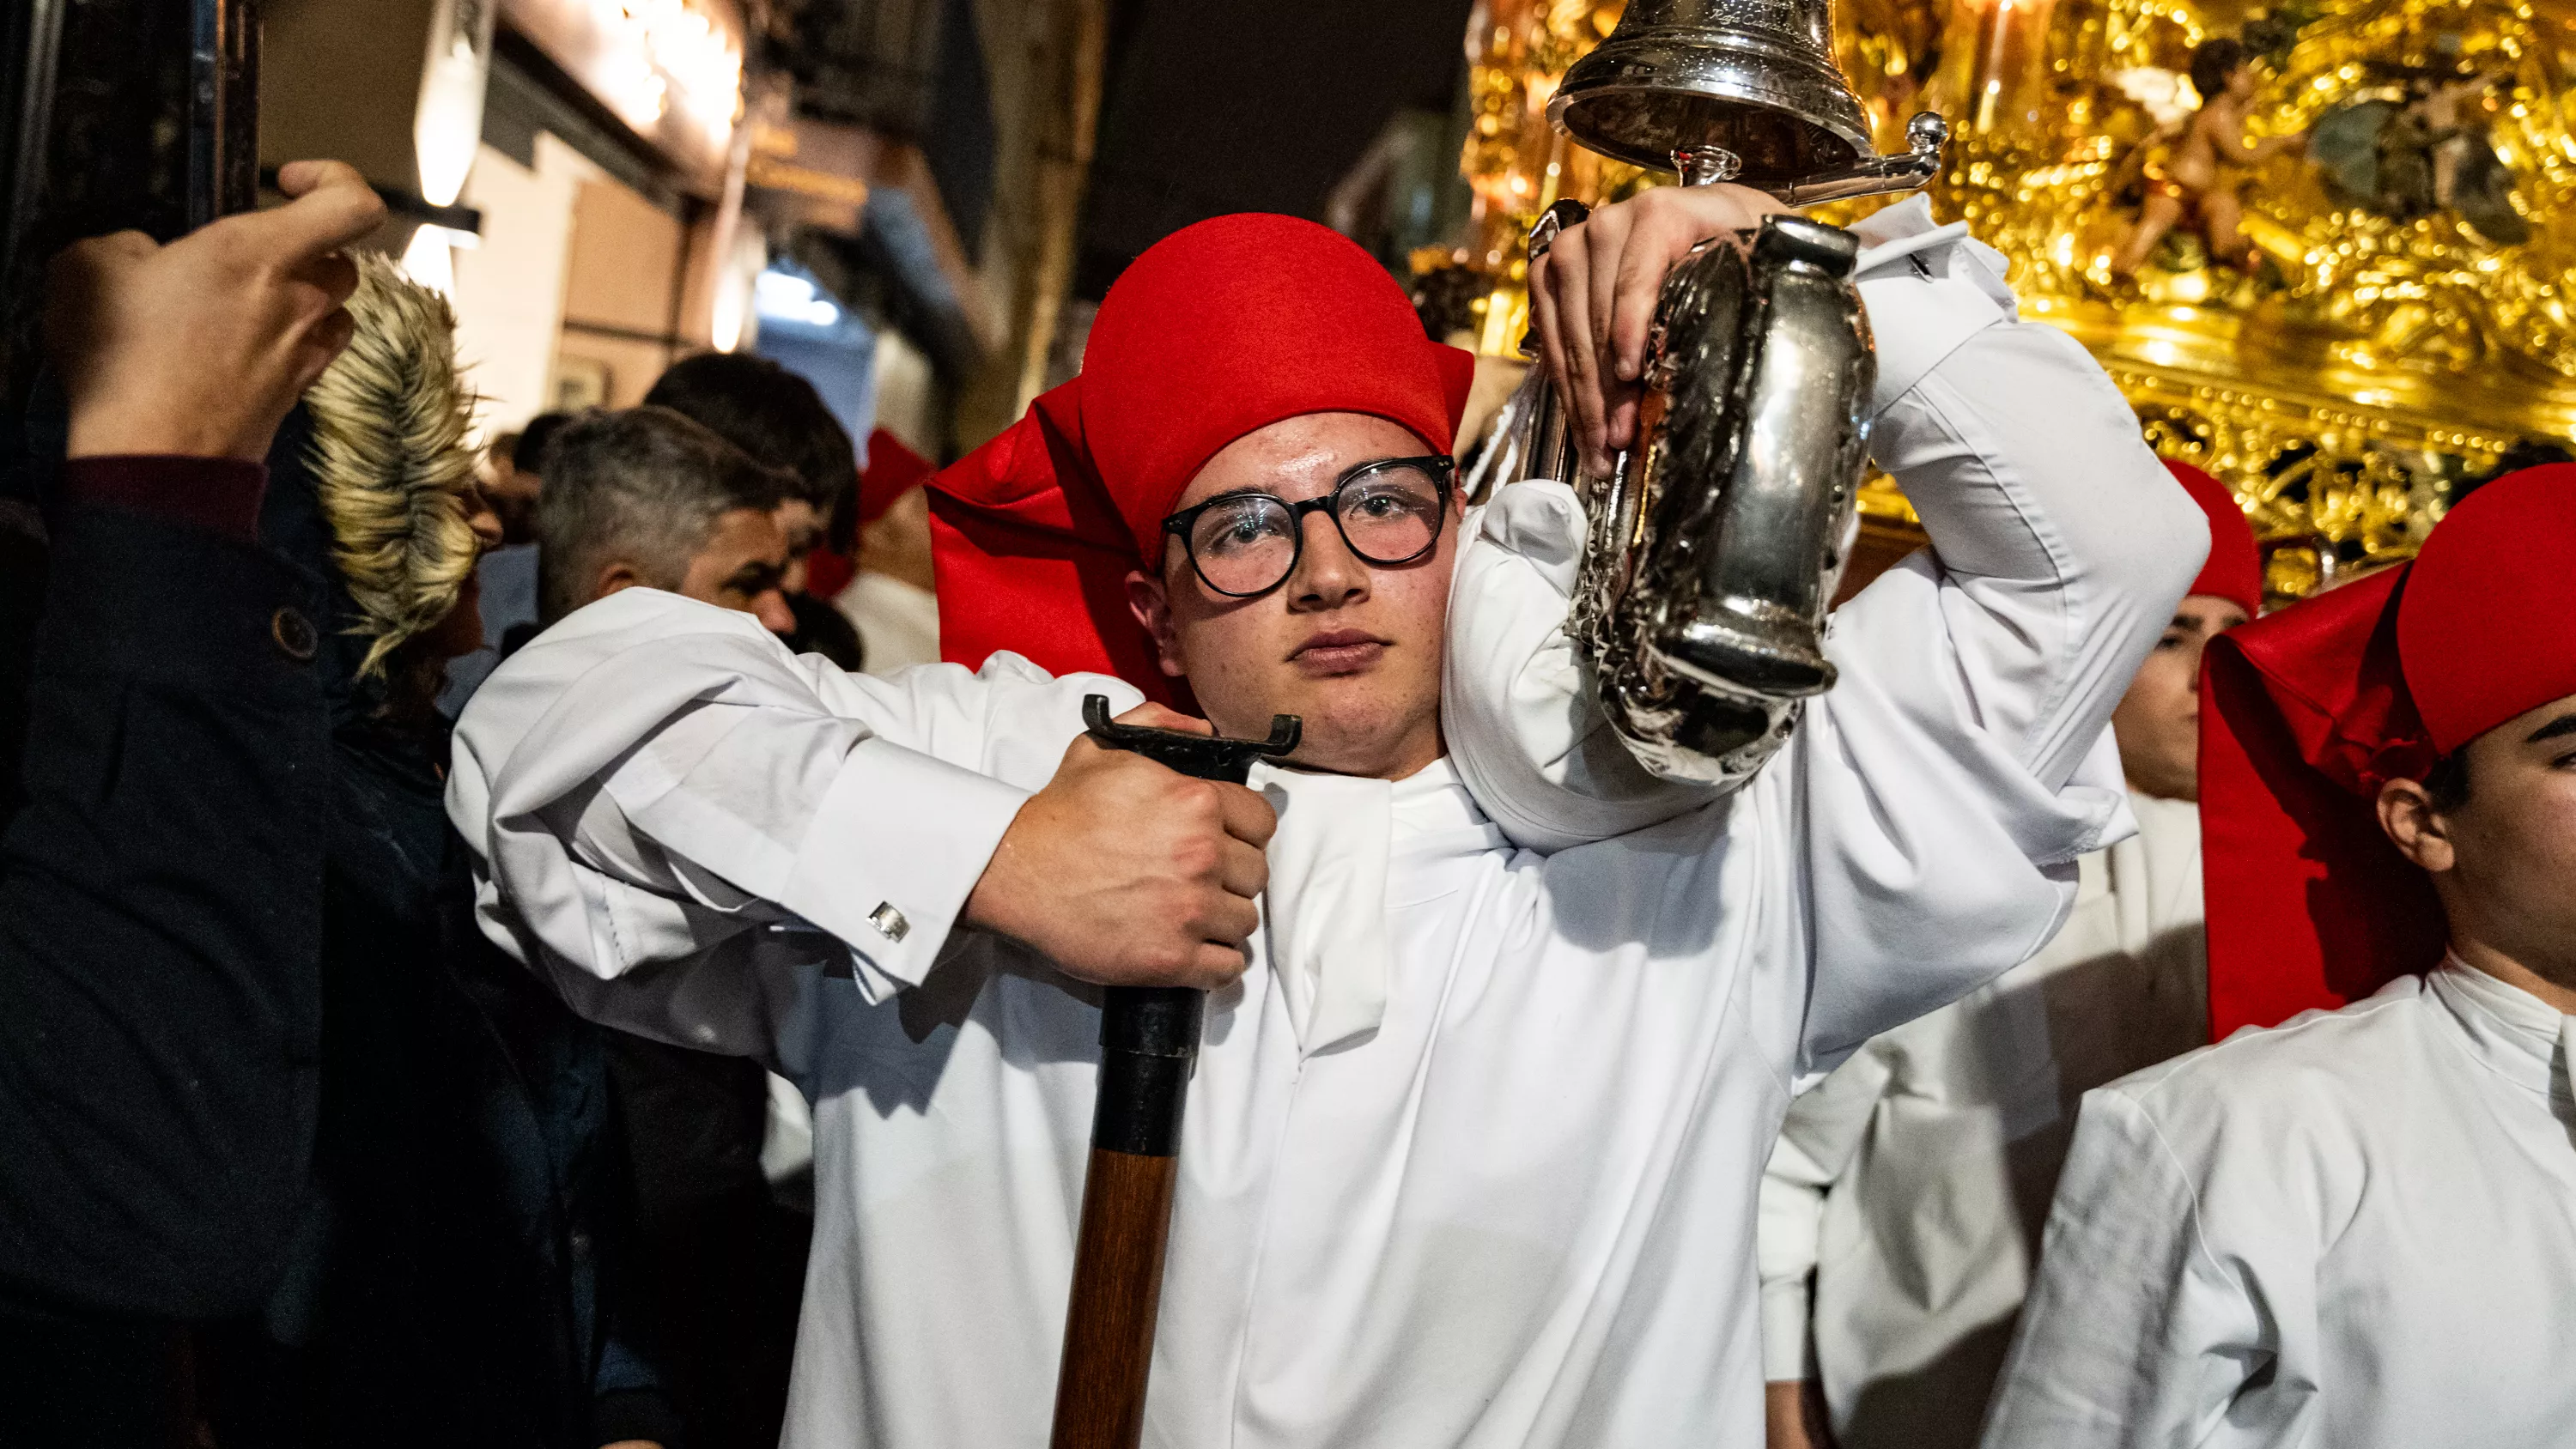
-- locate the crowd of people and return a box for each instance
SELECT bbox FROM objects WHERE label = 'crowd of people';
[0,149,2567,1449]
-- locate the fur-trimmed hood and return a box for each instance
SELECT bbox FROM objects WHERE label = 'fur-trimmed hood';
[302,253,481,680]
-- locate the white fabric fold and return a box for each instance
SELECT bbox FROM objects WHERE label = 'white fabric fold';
[1847,196,2021,414]
[1754,791,2210,1434]
[2428,955,2576,1115]
[1252,764,1396,1054]
[1444,479,1718,853]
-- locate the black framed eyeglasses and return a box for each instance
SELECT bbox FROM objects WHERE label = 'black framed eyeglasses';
[1160,455,1455,599]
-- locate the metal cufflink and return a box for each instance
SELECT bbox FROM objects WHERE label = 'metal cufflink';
[867,901,910,943]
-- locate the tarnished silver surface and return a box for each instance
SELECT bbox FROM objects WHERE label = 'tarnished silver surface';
[1515,200,1593,491]
[1524,198,1590,263]
[1516,0,1923,789]
[1548,0,1946,205]
[1554,215,1874,789]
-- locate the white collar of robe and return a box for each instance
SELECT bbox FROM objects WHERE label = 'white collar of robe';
[2429,956,2576,1114]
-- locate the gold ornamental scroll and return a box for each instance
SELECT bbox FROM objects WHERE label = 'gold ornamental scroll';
[1435,0,2576,603]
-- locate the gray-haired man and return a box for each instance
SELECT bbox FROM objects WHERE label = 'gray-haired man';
[537,404,798,634]
[531,401,811,1446]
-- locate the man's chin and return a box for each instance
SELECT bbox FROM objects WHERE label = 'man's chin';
[1271,697,1431,778]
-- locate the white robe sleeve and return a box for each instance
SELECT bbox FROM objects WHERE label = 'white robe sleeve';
[445,587,1139,1054]
[1978,1087,2260,1449]
[1757,1043,1893,1380]
[1789,197,2205,1072]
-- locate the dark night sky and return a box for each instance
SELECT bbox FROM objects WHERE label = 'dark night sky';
[1072,0,1476,299]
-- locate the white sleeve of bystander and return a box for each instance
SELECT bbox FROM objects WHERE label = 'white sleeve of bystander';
[1756,1042,1893,1383]
[1978,1085,2257,1449]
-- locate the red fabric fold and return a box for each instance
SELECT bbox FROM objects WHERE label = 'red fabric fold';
[858,427,934,525]
[2201,567,2444,1039]
[926,381,1190,704]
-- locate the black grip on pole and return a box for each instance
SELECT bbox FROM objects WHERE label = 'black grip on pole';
[1076,695,1298,1156]
[1092,986,1200,1155]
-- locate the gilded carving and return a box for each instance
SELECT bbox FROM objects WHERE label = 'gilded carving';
[1437,0,2576,597]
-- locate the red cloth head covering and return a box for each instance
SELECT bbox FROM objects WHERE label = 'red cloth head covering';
[858,427,934,524]
[2162,459,2263,616]
[926,213,1476,702]
[2398,464,2576,754]
[2201,465,2576,1037]
[800,431,938,602]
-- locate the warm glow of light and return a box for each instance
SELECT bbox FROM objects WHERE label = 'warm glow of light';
[710,230,766,353]
[413,3,495,207]
[586,0,743,136]
[711,298,747,353]
[401,226,458,296]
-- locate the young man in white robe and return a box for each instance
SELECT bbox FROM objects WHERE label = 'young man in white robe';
[1980,465,2576,1449]
[446,185,2204,1449]
[1756,462,2261,1449]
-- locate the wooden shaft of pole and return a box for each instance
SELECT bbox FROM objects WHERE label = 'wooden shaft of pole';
[1049,698,1298,1449]
[1048,1146,1180,1449]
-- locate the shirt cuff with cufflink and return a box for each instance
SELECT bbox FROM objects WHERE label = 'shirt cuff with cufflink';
[776,736,1032,1002]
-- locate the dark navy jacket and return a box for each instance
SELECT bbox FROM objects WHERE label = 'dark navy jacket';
[0,424,672,1446]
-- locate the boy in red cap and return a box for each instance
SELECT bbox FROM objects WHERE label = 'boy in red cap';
[1757,461,2262,1449]
[448,184,2206,1448]
[1983,466,2576,1449]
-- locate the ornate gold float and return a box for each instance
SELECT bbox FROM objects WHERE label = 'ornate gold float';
[1436,0,2576,601]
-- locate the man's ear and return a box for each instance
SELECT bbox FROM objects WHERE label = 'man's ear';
[592,560,647,603]
[2378,776,2458,875]
[1125,569,1187,680]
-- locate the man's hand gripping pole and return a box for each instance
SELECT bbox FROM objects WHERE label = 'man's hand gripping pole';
[1048,696,1299,1449]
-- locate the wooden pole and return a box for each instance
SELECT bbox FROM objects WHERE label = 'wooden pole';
[1048,995,1189,1449]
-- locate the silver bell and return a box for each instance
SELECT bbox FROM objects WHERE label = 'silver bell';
[1549,0,1947,203]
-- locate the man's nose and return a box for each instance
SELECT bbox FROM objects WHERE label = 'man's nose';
[1287,508,1369,609]
[756,590,797,636]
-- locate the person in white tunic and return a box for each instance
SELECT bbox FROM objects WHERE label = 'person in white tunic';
[1980,464,2576,1449]
[447,185,2204,1449]
[1756,462,2262,1449]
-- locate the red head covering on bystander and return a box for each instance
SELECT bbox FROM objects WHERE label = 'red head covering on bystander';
[805,429,939,602]
[926,214,1476,705]
[2162,459,2263,616]
[2200,464,2576,1038]
[2398,464,2576,755]
[858,427,935,525]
